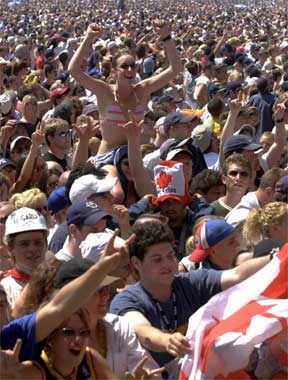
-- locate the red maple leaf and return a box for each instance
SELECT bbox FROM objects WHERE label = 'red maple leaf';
[157,170,172,189]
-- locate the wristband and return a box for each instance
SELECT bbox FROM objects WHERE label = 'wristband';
[161,35,172,42]
[275,118,284,123]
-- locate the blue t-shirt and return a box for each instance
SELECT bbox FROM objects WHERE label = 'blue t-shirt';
[0,312,45,362]
[110,269,222,366]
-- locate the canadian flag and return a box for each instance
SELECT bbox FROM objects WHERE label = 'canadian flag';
[179,244,288,380]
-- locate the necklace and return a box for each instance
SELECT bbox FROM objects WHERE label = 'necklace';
[41,349,77,380]
[142,286,178,333]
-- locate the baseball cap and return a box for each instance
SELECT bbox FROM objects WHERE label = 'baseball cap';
[191,125,213,153]
[80,231,125,263]
[143,57,155,74]
[0,93,12,115]
[158,94,175,105]
[223,135,262,156]
[225,81,242,94]
[69,174,117,203]
[48,186,68,215]
[275,175,288,194]
[166,148,193,161]
[189,219,235,263]
[10,136,32,152]
[82,103,98,116]
[5,207,48,237]
[154,116,166,130]
[163,112,195,133]
[50,86,70,104]
[107,41,117,50]
[0,158,16,170]
[66,200,108,226]
[250,43,261,51]
[53,257,119,289]
[234,124,256,139]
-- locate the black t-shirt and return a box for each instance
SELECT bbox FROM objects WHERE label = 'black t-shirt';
[43,151,68,171]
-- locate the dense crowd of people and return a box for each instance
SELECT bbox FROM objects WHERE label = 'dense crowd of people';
[0,0,287,378]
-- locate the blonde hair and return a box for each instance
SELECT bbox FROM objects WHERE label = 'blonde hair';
[228,70,243,82]
[9,188,47,209]
[21,95,38,118]
[243,202,288,245]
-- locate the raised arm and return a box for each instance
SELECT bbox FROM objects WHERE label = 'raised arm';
[68,24,111,99]
[139,20,182,97]
[219,93,243,168]
[220,254,271,290]
[264,104,286,169]
[10,127,44,194]
[35,231,134,342]
[122,113,156,197]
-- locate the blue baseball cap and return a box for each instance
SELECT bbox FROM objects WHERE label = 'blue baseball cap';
[48,186,68,215]
[66,200,108,226]
[223,135,262,156]
[189,219,235,263]
[163,112,196,133]
[0,158,16,170]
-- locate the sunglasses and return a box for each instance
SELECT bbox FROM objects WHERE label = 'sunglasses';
[228,170,249,178]
[61,327,90,339]
[56,131,72,138]
[118,63,136,70]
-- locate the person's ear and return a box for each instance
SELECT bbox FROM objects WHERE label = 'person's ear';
[130,256,141,271]
[69,224,78,239]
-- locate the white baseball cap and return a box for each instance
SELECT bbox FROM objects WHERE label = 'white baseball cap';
[80,230,125,263]
[5,207,48,236]
[69,175,118,203]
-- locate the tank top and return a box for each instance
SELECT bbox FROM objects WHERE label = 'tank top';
[36,348,97,379]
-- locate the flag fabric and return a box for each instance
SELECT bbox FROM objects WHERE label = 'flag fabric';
[179,244,288,380]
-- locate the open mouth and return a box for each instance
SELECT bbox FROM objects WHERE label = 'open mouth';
[69,349,82,357]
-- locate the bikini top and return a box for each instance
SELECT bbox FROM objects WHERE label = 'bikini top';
[101,88,145,126]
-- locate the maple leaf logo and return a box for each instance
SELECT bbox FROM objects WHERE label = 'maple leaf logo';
[157,170,172,189]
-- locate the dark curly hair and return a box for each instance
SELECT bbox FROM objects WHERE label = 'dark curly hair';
[130,221,174,261]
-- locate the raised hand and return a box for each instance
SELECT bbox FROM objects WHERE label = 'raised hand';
[0,339,35,380]
[152,19,170,38]
[73,116,100,141]
[0,120,17,147]
[120,110,142,140]
[125,356,165,380]
[100,229,135,272]
[229,90,244,115]
[31,123,45,147]
[86,24,103,39]
[273,101,285,122]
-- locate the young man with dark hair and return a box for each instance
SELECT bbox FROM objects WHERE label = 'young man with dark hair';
[43,118,72,171]
[212,153,252,217]
[110,220,276,378]
[191,169,225,204]
[226,167,285,227]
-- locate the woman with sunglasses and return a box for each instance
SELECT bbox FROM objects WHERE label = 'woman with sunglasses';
[68,20,181,167]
